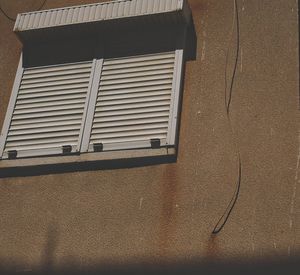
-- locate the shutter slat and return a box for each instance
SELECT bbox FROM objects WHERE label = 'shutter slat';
[15,98,86,110]
[5,142,78,152]
[22,67,92,80]
[20,77,89,89]
[23,62,92,75]
[21,72,91,84]
[99,84,172,96]
[99,79,173,91]
[5,137,78,150]
[10,120,82,131]
[101,63,174,76]
[93,116,170,128]
[93,111,170,123]
[92,122,169,133]
[13,103,85,115]
[89,51,176,148]
[100,68,174,81]
[92,128,168,139]
[99,73,173,86]
[17,93,86,105]
[11,115,83,126]
[17,88,87,99]
[12,108,84,120]
[94,105,170,118]
[7,130,80,142]
[103,52,174,65]
[98,90,171,101]
[19,83,89,94]
[95,100,170,112]
[8,125,82,136]
[103,58,175,70]
[4,61,93,155]
[96,95,171,107]
[90,134,167,144]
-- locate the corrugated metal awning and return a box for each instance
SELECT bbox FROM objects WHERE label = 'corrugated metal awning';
[14,0,191,43]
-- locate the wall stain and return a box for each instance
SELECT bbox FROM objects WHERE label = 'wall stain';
[188,0,206,12]
[158,164,179,258]
[41,223,59,273]
[204,235,220,260]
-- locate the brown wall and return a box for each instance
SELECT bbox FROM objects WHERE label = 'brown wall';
[0,0,299,273]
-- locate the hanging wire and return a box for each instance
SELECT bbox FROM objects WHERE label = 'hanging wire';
[36,0,48,11]
[212,0,242,234]
[224,0,237,113]
[226,0,240,114]
[0,4,15,21]
[0,0,47,22]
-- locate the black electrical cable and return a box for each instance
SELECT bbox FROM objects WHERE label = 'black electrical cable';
[0,0,47,22]
[36,0,47,11]
[224,0,236,113]
[212,0,242,235]
[0,3,15,21]
[212,151,242,234]
[226,0,240,114]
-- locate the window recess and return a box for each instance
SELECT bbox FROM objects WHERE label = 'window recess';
[0,0,195,163]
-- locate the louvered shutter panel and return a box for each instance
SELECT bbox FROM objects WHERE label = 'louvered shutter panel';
[87,51,182,152]
[1,61,94,159]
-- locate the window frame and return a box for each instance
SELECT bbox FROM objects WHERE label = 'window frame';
[0,58,96,159]
[0,49,184,161]
[0,54,24,158]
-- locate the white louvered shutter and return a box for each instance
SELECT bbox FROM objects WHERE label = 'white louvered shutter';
[86,51,183,152]
[1,61,94,159]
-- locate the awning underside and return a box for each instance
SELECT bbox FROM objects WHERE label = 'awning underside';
[14,0,191,44]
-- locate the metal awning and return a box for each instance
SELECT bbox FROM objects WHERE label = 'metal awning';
[14,0,191,43]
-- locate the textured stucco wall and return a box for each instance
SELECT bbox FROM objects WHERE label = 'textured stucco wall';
[0,0,299,273]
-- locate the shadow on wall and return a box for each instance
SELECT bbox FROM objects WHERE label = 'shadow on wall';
[1,227,300,275]
[0,154,177,178]
[40,224,59,274]
[23,20,197,68]
[1,224,299,274]
[1,255,300,275]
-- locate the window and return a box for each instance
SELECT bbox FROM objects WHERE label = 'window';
[84,51,184,153]
[0,50,184,160]
[0,0,194,163]
[0,59,94,159]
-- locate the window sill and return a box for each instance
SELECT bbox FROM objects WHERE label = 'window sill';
[0,147,176,178]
